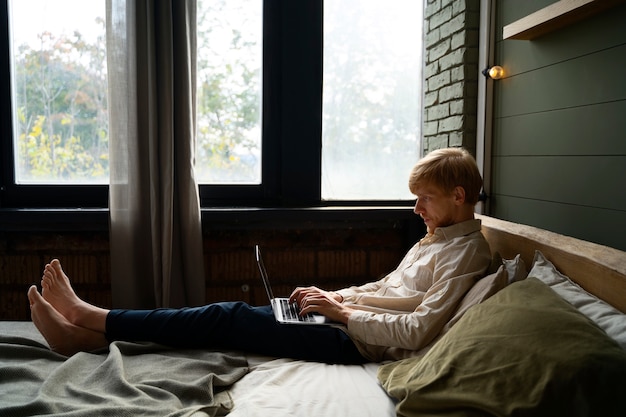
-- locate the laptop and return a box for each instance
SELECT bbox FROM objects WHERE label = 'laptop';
[255,245,332,325]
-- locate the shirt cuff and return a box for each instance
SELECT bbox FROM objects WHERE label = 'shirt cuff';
[346,310,372,342]
[336,289,356,303]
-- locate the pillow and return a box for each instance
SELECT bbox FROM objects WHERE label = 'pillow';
[441,264,508,334]
[487,252,527,283]
[378,278,626,417]
[502,253,527,284]
[529,250,626,350]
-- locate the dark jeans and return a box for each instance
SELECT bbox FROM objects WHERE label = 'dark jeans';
[106,301,367,364]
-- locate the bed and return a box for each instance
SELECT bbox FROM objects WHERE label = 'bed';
[1,214,625,416]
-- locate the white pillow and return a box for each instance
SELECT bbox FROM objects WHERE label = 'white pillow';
[503,253,527,284]
[529,250,626,350]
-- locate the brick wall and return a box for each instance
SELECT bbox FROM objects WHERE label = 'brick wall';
[0,231,111,321]
[202,224,417,306]
[422,0,480,155]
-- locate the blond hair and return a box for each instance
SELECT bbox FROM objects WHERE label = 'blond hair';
[409,148,483,205]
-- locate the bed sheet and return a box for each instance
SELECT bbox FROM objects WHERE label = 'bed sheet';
[229,355,396,417]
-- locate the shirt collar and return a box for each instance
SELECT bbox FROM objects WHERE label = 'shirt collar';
[433,218,482,241]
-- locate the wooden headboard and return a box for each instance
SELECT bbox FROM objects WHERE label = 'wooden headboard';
[476,214,626,313]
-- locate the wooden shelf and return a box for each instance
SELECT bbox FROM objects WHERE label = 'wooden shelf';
[503,0,626,40]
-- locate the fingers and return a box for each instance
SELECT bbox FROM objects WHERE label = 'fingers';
[289,286,321,304]
[298,294,353,325]
[298,295,324,316]
[300,300,325,316]
[288,287,302,303]
[289,287,328,312]
[289,287,345,322]
[299,292,336,313]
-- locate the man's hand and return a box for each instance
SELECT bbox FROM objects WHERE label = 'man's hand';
[289,286,353,325]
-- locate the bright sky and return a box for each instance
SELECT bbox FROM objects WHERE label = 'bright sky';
[9,0,105,47]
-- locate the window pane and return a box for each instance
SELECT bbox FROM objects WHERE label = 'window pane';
[196,0,263,184]
[322,0,423,200]
[9,0,108,184]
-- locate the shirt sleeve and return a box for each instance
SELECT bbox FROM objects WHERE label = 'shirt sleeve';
[345,237,491,351]
[335,243,420,303]
[335,276,387,303]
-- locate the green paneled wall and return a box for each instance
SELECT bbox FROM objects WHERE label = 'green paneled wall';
[491,196,626,251]
[495,102,626,156]
[491,1,626,251]
[493,155,625,211]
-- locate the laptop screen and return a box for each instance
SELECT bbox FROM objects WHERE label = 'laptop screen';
[255,245,275,302]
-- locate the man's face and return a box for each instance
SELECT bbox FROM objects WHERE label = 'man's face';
[412,184,461,233]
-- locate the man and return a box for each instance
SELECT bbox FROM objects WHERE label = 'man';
[28,147,491,363]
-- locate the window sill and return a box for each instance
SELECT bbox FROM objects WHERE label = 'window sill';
[0,206,419,232]
[0,208,109,232]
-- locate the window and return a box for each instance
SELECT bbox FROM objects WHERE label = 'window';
[1,0,424,209]
[196,0,262,185]
[10,0,107,185]
[197,0,424,206]
[322,0,423,200]
[0,0,108,207]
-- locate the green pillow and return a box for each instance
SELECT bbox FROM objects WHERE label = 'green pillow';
[378,278,626,417]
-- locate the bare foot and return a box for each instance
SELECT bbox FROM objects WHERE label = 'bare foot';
[28,285,108,356]
[41,259,84,324]
[41,259,109,333]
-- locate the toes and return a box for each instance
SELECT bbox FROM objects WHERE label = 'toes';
[51,259,63,275]
[28,285,46,311]
[41,272,52,287]
[42,261,59,287]
[28,285,41,304]
[43,266,54,283]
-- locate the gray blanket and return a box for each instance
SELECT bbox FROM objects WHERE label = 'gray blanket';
[0,322,249,417]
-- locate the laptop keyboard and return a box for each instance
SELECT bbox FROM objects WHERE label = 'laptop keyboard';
[280,299,317,322]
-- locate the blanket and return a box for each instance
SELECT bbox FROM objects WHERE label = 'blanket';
[0,322,249,417]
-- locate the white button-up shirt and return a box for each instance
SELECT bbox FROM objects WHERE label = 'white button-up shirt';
[336,219,491,361]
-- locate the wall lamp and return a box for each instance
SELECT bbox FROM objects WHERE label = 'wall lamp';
[482,65,505,80]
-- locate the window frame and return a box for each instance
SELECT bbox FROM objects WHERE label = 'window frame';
[0,0,415,211]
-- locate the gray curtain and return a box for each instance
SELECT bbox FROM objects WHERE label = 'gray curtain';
[106,0,205,309]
